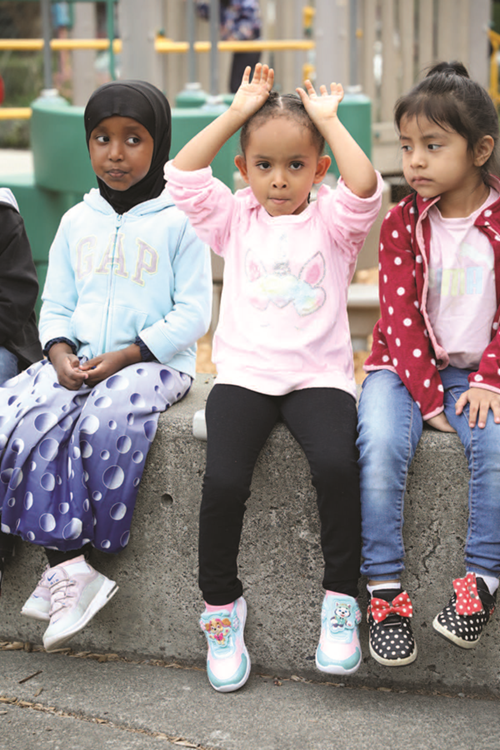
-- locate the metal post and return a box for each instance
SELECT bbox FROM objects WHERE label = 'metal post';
[209,0,220,96]
[187,0,196,83]
[106,0,116,80]
[119,0,163,87]
[72,2,97,105]
[315,0,348,86]
[349,0,358,87]
[40,0,54,91]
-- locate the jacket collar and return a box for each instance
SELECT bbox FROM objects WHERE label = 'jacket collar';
[412,174,500,220]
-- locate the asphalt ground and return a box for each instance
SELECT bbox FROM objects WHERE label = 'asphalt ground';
[1,647,499,750]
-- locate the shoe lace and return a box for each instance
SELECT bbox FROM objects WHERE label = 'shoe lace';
[49,577,76,616]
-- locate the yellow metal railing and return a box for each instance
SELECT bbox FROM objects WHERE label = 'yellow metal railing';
[0,107,32,120]
[0,37,314,53]
[0,37,315,120]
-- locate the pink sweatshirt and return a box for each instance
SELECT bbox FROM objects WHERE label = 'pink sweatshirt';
[165,162,383,397]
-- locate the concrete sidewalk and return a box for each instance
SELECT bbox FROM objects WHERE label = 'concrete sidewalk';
[1,648,499,750]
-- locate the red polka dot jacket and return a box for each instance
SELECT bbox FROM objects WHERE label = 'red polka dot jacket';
[364,185,500,420]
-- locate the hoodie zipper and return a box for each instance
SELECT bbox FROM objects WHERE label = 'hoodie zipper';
[101,213,123,354]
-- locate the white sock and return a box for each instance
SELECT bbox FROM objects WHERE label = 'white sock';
[367,581,401,596]
[58,557,91,576]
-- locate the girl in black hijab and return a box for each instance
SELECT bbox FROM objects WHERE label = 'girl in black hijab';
[0,81,211,653]
[84,79,172,214]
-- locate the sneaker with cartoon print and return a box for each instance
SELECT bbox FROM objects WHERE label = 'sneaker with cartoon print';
[315,592,362,675]
[199,596,251,692]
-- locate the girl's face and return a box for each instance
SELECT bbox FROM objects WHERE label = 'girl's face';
[399,114,492,216]
[89,116,154,191]
[234,117,330,217]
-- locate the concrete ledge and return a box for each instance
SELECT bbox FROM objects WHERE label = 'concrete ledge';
[2,376,498,697]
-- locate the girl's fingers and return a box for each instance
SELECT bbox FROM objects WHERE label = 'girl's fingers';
[301,80,344,99]
[478,401,490,428]
[303,79,316,95]
[249,63,273,88]
[250,63,262,82]
[492,400,500,424]
[455,392,467,414]
[242,65,252,84]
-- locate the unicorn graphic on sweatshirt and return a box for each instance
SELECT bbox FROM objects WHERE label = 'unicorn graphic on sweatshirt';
[245,249,326,316]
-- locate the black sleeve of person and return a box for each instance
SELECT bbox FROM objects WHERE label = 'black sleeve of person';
[0,202,43,363]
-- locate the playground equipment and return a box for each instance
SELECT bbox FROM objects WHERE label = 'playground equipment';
[0,1,374,325]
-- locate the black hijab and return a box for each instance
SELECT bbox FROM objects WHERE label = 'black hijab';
[84,80,171,214]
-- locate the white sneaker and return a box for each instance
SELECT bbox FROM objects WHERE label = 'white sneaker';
[21,565,51,621]
[43,556,118,652]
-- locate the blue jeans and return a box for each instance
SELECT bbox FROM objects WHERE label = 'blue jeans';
[357,367,500,581]
[0,346,18,385]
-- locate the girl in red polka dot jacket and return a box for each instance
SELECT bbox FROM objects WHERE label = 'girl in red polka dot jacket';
[357,62,500,667]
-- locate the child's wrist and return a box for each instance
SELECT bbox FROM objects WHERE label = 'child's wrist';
[122,343,142,365]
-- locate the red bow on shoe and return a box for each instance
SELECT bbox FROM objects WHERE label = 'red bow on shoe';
[369,591,413,623]
[453,573,484,615]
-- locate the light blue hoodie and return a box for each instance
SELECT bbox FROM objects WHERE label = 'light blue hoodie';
[40,187,212,379]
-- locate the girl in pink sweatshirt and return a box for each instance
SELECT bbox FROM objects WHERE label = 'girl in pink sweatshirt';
[166,64,382,691]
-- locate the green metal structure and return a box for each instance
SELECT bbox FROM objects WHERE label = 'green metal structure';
[2,1,373,312]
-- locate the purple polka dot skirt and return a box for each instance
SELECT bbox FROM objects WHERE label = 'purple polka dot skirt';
[0,359,191,553]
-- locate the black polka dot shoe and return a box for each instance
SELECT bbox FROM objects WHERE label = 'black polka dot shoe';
[367,589,417,667]
[432,573,496,649]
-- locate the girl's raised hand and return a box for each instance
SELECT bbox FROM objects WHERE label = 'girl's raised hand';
[296,80,344,124]
[231,63,274,119]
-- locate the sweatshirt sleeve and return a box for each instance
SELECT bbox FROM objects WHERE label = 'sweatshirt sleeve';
[38,216,80,349]
[137,216,212,365]
[368,205,445,419]
[0,205,39,347]
[164,161,234,257]
[317,173,384,263]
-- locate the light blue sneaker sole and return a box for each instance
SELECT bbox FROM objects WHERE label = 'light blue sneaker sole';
[315,645,362,675]
[207,651,251,693]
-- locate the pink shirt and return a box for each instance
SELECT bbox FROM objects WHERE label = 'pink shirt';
[427,190,498,369]
[165,162,383,397]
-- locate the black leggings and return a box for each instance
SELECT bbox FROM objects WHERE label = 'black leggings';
[0,524,90,567]
[199,385,361,605]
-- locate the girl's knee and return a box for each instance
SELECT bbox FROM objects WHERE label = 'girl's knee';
[311,453,359,493]
[202,471,251,505]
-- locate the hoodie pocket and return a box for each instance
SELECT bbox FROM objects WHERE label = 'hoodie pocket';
[71,302,148,354]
